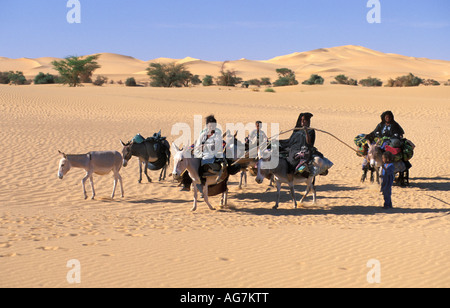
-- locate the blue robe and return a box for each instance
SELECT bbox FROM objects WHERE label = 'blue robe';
[381,163,395,207]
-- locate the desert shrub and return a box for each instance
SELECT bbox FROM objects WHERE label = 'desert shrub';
[273,77,293,87]
[93,75,108,86]
[202,75,214,86]
[216,70,242,87]
[359,76,383,87]
[260,77,271,86]
[34,72,56,84]
[444,79,450,86]
[0,72,11,84]
[125,77,137,87]
[247,79,261,86]
[8,71,27,85]
[385,73,423,87]
[190,75,201,86]
[273,68,298,87]
[334,74,357,86]
[51,54,101,87]
[265,88,276,93]
[302,74,324,85]
[147,62,192,87]
[422,79,440,86]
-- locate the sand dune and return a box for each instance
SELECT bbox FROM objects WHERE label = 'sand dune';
[0,82,449,287]
[1,45,449,83]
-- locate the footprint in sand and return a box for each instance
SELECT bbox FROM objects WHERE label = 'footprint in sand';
[0,252,18,257]
[82,242,98,247]
[0,243,12,248]
[37,246,61,251]
[217,257,234,262]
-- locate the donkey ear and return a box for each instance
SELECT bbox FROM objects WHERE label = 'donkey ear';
[172,142,181,152]
[120,140,126,146]
[58,150,67,158]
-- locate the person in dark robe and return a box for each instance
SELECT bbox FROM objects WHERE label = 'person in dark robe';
[280,112,318,172]
[365,111,405,141]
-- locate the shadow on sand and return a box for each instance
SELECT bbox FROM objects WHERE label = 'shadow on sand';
[225,204,450,217]
[409,176,450,192]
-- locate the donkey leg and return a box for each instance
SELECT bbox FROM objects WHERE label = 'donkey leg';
[202,185,216,211]
[269,176,274,187]
[220,189,229,207]
[144,162,152,183]
[273,181,281,210]
[299,178,314,205]
[81,173,89,199]
[361,168,368,183]
[118,173,124,197]
[192,185,198,212]
[289,183,297,209]
[89,175,95,200]
[138,161,143,183]
[111,176,117,199]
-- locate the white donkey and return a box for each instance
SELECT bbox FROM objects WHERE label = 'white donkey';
[58,150,124,199]
[171,144,228,212]
[255,149,319,210]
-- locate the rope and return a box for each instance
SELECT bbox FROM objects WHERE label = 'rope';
[231,126,358,166]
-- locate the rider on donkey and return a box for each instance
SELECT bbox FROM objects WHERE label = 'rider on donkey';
[280,112,324,175]
[194,115,224,177]
[364,111,411,185]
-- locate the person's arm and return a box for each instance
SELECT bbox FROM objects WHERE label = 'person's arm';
[366,123,382,140]
[303,127,311,145]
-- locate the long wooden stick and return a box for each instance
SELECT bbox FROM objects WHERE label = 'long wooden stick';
[231,126,358,166]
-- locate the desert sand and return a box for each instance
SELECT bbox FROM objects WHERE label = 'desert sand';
[0,47,449,288]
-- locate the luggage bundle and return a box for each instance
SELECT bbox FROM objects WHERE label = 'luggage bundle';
[354,134,369,157]
[354,134,415,162]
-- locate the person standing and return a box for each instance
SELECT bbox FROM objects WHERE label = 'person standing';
[381,152,395,209]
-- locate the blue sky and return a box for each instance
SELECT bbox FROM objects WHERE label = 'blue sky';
[0,0,449,61]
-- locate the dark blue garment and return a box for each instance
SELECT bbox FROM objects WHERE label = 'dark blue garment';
[381,163,395,207]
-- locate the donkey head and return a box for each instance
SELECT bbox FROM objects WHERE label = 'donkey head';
[120,140,133,167]
[57,151,70,179]
[255,149,272,184]
[367,142,382,168]
[171,143,189,181]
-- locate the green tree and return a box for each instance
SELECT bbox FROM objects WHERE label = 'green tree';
[125,77,137,87]
[359,76,383,87]
[8,71,27,85]
[216,70,242,87]
[302,74,324,85]
[34,72,56,84]
[334,74,357,86]
[147,62,192,87]
[202,75,214,86]
[273,68,298,86]
[51,55,101,87]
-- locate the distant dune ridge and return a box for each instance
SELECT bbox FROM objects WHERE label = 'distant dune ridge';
[0,45,450,83]
[1,45,449,83]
